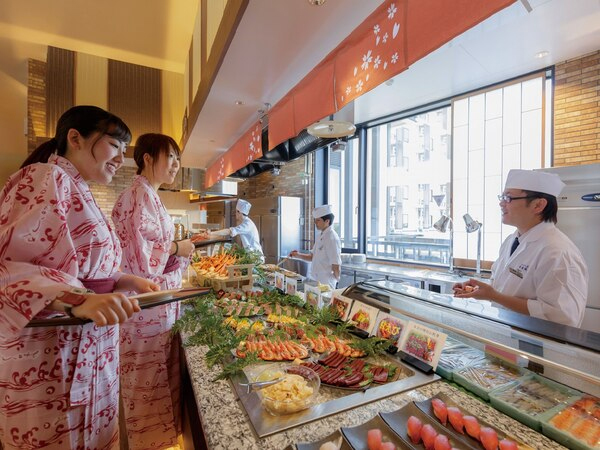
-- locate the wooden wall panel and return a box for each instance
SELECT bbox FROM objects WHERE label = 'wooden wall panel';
[75,53,108,109]
[46,46,74,135]
[162,70,185,143]
[108,60,161,143]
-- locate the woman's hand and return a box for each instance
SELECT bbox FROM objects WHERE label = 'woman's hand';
[70,293,141,326]
[116,274,160,293]
[176,239,195,258]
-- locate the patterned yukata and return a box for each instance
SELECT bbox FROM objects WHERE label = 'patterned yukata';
[112,175,187,450]
[0,155,123,450]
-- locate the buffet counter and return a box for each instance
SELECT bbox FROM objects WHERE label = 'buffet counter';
[182,344,565,450]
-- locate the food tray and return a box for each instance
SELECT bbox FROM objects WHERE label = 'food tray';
[341,414,411,449]
[379,401,478,450]
[453,357,524,401]
[295,429,353,450]
[415,393,534,450]
[211,263,254,291]
[435,343,486,381]
[540,395,600,450]
[489,373,581,431]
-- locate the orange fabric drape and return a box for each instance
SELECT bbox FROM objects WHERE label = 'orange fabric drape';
[204,121,262,188]
[267,97,296,151]
[293,60,336,134]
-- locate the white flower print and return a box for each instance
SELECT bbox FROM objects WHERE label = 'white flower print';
[345,86,352,96]
[373,24,380,35]
[388,3,397,19]
[361,50,373,71]
[382,32,388,44]
[374,55,381,69]
[355,79,364,93]
[391,52,399,64]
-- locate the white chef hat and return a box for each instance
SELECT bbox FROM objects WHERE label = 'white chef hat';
[312,204,333,219]
[505,169,565,197]
[236,199,251,215]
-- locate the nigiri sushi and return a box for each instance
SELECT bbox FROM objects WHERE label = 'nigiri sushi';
[431,398,448,426]
[421,423,438,450]
[499,438,518,450]
[407,415,423,444]
[463,415,480,440]
[480,427,499,450]
[367,428,382,450]
[434,434,452,450]
[447,407,464,434]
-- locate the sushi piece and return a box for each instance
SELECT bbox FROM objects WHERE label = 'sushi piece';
[480,427,499,450]
[407,415,423,444]
[421,424,438,450]
[431,398,448,426]
[447,407,464,434]
[434,434,452,450]
[463,415,480,440]
[367,428,382,450]
[499,439,518,450]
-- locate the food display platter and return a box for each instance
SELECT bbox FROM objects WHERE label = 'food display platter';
[230,356,439,438]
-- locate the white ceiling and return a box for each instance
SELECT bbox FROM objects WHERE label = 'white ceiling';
[184,0,600,169]
[1,0,599,171]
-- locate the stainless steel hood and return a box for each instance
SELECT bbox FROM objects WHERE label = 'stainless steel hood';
[159,167,234,197]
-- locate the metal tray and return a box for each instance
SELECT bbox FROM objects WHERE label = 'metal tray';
[229,354,439,438]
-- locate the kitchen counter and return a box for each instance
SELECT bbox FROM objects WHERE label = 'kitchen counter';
[183,344,565,450]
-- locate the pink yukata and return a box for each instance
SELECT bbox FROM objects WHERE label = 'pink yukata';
[0,155,123,450]
[112,175,187,450]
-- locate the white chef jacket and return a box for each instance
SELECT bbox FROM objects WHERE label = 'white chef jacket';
[491,221,588,327]
[230,216,264,259]
[309,226,342,289]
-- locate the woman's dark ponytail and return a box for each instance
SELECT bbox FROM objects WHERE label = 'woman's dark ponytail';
[20,106,131,169]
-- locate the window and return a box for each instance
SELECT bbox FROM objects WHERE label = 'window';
[365,106,452,264]
[452,74,547,264]
[327,138,359,250]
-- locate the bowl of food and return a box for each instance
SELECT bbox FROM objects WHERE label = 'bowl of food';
[255,363,320,415]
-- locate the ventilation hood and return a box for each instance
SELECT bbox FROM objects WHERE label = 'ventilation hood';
[159,167,236,197]
[229,128,342,178]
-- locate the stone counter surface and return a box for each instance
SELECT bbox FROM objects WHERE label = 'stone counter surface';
[184,344,565,450]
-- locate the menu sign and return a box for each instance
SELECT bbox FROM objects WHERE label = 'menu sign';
[304,284,322,308]
[347,301,379,335]
[285,277,297,296]
[371,312,407,348]
[274,272,285,291]
[398,322,446,370]
[330,290,353,321]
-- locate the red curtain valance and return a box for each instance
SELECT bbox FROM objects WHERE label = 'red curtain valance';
[207,0,516,186]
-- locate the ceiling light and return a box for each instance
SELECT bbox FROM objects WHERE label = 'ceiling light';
[534,51,549,59]
[235,100,245,106]
[308,0,326,5]
[307,120,356,138]
[331,140,347,152]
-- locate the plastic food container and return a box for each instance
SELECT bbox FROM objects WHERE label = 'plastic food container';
[453,357,523,401]
[540,395,599,450]
[256,363,320,415]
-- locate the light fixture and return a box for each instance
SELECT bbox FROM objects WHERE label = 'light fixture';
[271,167,281,176]
[235,100,245,106]
[433,215,454,273]
[307,120,356,138]
[330,140,347,152]
[463,213,483,276]
[308,0,326,5]
[534,51,549,59]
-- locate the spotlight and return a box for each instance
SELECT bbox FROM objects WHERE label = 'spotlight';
[271,167,281,176]
[331,141,347,152]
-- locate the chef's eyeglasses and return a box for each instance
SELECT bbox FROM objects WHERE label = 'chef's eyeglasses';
[497,194,539,203]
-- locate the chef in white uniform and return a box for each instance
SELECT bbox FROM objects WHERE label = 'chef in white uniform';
[453,169,588,327]
[210,199,264,261]
[290,204,342,289]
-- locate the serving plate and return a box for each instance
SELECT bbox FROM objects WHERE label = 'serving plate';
[296,429,352,450]
[380,401,478,450]
[341,414,411,450]
[415,393,533,450]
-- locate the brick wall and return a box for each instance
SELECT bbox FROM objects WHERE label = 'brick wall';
[553,50,600,166]
[89,166,137,218]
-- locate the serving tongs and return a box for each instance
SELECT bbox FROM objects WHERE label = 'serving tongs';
[238,377,284,394]
[276,256,289,267]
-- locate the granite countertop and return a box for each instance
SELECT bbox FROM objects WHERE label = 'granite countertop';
[183,344,565,450]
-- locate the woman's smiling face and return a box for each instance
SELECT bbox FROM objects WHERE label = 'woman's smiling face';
[73,131,127,184]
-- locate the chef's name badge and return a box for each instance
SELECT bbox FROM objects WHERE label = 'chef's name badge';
[509,266,524,279]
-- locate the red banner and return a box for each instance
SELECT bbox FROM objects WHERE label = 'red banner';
[205,121,262,188]
[293,60,336,134]
[267,97,295,150]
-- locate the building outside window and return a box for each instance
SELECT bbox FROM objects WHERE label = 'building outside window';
[327,137,359,250]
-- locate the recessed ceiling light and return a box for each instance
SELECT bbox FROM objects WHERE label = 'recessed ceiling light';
[535,51,549,59]
[308,0,326,5]
[209,139,216,143]
[385,78,395,86]
[235,100,244,106]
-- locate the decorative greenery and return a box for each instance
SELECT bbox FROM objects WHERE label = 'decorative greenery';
[348,336,394,358]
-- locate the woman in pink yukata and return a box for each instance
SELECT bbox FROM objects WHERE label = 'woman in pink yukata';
[112,133,194,450]
[0,105,159,450]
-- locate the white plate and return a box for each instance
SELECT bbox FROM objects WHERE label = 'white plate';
[128,288,182,303]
